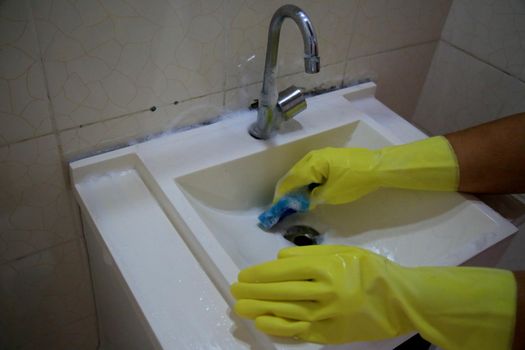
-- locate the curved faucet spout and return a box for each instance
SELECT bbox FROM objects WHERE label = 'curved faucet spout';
[265,5,320,77]
[250,5,320,140]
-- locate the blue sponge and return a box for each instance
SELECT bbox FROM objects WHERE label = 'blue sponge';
[258,187,311,230]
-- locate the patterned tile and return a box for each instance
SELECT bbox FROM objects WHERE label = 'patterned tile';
[225,62,345,112]
[225,82,261,113]
[225,0,358,89]
[0,239,95,349]
[59,92,224,159]
[0,0,53,145]
[31,0,226,130]
[348,0,452,59]
[413,41,525,135]
[345,42,437,119]
[0,135,79,263]
[442,0,525,82]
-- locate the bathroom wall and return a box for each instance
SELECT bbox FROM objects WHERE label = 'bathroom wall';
[414,0,525,134]
[0,0,452,348]
[413,0,525,271]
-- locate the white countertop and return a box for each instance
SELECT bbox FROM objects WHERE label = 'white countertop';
[71,83,517,350]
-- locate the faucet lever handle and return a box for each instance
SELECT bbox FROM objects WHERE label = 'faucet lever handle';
[277,85,307,121]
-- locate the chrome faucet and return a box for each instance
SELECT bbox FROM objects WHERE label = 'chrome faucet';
[249,5,320,139]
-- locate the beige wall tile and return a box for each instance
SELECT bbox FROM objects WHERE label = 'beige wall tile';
[0,135,79,263]
[413,41,525,135]
[225,62,345,112]
[31,0,226,130]
[0,0,53,145]
[225,0,358,89]
[223,63,345,138]
[348,0,452,59]
[59,92,224,159]
[278,62,346,93]
[0,239,95,349]
[225,82,261,113]
[442,0,525,82]
[345,42,437,119]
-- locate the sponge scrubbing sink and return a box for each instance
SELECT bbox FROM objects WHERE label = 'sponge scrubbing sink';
[257,187,311,230]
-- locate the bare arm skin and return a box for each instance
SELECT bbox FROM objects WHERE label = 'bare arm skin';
[445,113,525,193]
[445,113,525,350]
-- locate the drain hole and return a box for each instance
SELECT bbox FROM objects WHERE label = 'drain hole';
[283,225,321,246]
[292,235,315,246]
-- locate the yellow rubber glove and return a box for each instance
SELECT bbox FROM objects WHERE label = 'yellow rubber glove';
[231,245,516,350]
[274,136,459,208]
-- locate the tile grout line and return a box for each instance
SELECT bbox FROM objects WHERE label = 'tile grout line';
[37,61,349,142]
[342,0,363,86]
[1,39,439,152]
[24,8,96,310]
[347,38,441,62]
[54,90,230,133]
[1,39,429,152]
[409,42,440,121]
[0,235,99,344]
[0,90,225,150]
[0,237,82,267]
[76,212,102,350]
[58,61,352,162]
[2,59,346,151]
[24,1,66,173]
[0,131,56,148]
[7,2,94,276]
[4,5,100,347]
[441,39,525,85]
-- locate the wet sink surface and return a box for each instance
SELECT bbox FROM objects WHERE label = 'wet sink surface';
[175,119,496,271]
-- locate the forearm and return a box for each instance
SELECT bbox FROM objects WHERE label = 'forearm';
[445,115,525,348]
[514,271,525,350]
[445,113,525,193]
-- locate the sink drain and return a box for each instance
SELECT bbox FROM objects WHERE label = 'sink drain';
[283,225,321,246]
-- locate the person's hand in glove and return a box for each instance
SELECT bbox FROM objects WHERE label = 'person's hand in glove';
[231,245,517,350]
[273,136,459,209]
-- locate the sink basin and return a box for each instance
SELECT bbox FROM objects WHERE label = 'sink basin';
[175,117,507,276]
[70,82,517,350]
[176,120,394,269]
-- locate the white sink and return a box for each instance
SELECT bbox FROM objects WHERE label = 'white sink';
[71,83,517,350]
[175,119,493,272]
[175,120,392,268]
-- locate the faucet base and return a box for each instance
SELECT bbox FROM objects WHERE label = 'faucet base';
[248,122,271,140]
